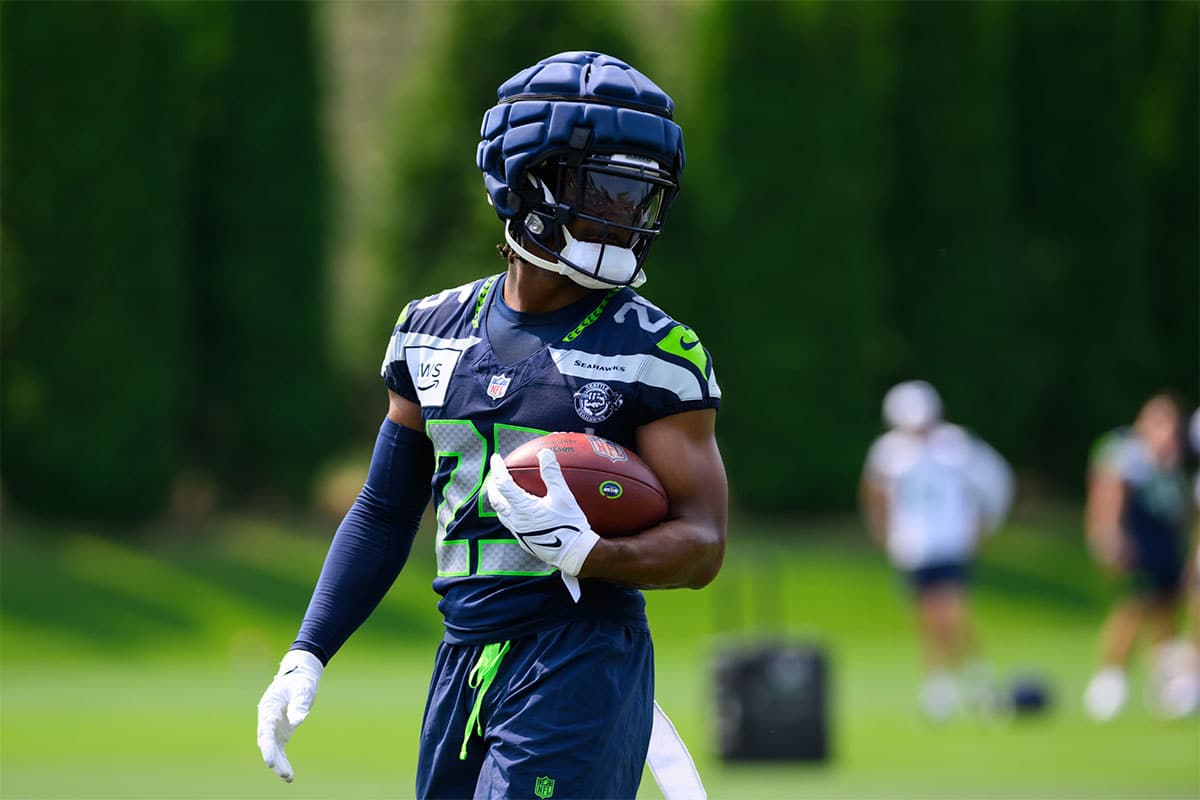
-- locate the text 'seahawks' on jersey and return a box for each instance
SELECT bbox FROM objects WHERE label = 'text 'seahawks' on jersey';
[381,273,720,644]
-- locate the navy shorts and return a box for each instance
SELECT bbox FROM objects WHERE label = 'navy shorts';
[415,618,654,800]
[906,561,969,595]
[1126,538,1184,601]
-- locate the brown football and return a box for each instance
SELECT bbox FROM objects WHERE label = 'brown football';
[503,432,668,538]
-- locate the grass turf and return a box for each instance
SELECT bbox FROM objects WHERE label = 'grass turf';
[1,509,1197,799]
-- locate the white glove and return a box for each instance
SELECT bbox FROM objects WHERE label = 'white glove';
[487,449,600,601]
[256,649,323,783]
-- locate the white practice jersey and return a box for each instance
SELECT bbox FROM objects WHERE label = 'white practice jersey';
[1191,409,1200,508]
[864,423,1013,569]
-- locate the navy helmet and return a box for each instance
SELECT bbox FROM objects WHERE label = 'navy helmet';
[476,52,685,288]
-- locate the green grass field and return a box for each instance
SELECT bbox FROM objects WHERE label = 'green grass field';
[2,509,1197,799]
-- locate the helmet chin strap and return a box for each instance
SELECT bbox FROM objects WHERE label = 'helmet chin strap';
[502,175,646,289]
[504,221,646,289]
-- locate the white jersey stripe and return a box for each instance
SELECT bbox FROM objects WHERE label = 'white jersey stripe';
[549,348,707,402]
[415,281,477,309]
[400,331,483,352]
[707,366,723,400]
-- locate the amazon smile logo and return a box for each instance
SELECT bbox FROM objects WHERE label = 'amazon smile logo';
[407,347,464,408]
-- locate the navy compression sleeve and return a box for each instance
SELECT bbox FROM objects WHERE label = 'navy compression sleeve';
[291,418,433,664]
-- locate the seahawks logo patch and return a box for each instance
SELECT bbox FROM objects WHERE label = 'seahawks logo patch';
[573,382,623,423]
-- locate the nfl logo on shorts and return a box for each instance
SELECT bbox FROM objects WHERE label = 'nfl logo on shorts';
[487,374,511,400]
[534,776,555,798]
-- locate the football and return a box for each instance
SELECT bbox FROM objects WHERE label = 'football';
[503,432,668,537]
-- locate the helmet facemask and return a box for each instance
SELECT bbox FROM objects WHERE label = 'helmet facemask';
[505,152,677,289]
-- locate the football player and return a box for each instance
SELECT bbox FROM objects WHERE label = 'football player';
[1083,393,1192,720]
[859,380,1014,721]
[256,52,726,799]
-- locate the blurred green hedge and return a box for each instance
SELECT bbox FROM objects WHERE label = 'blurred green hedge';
[376,1,1197,510]
[1,3,190,519]
[2,1,1195,520]
[1,1,333,521]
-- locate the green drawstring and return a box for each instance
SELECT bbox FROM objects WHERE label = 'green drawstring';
[459,640,511,760]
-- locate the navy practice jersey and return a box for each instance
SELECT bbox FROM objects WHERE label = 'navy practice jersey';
[381,273,721,644]
[1091,428,1188,556]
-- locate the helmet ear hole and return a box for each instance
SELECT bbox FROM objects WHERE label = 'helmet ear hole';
[524,213,546,236]
[519,167,561,244]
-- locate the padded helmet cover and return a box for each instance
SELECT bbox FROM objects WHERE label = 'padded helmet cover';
[476,51,686,221]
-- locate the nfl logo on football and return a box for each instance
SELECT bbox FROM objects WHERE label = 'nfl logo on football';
[588,437,629,463]
[487,374,511,400]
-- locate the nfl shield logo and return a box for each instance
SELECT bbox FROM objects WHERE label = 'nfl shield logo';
[588,436,628,463]
[534,776,555,798]
[487,374,511,400]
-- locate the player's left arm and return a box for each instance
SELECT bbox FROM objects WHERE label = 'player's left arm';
[858,476,889,549]
[576,408,727,589]
[1085,467,1128,573]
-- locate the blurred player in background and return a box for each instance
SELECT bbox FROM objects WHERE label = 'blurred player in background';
[256,52,726,799]
[1164,408,1200,717]
[1189,409,1200,639]
[1180,409,1200,712]
[860,380,1014,722]
[1082,393,1196,720]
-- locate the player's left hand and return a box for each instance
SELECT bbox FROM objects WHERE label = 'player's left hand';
[487,449,600,600]
[1089,528,1132,574]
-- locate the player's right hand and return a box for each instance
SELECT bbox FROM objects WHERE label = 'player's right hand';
[256,649,324,783]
